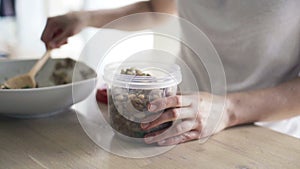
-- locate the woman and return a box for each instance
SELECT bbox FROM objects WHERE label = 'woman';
[41,0,300,145]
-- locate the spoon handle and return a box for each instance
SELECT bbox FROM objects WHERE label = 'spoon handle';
[28,50,52,77]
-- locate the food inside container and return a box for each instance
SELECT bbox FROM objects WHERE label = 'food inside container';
[103,62,182,139]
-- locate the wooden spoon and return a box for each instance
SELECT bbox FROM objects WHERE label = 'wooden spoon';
[3,50,52,89]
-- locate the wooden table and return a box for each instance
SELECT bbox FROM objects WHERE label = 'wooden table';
[0,108,300,169]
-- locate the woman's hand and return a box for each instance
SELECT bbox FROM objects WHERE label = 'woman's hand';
[141,92,232,146]
[41,12,89,49]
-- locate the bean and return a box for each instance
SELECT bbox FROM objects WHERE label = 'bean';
[138,94,144,99]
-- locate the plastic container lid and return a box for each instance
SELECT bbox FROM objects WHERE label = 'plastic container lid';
[103,62,182,89]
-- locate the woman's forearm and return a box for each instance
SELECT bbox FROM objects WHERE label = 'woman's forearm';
[83,0,176,30]
[227,77,300,127]
[41,1,176,53]
[86,2,153,28]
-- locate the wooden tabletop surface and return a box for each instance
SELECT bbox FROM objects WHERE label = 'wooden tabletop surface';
[0,107,300,169]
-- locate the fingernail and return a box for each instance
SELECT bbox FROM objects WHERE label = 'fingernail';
[141,123,149,129]
[149,104,157,112]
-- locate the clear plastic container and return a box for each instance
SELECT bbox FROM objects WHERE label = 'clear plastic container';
[103,62,182,139]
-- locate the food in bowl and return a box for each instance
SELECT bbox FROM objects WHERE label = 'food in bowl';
[103,62,182,139]
[0,58,97,117]
[51,58,75,85]
[0,84,9,89]
[0,58,77,89]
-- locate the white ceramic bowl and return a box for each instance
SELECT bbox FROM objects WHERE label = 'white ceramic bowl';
[0,58,97,118]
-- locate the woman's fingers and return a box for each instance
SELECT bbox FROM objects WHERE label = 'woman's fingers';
[141,92,226,146]
[143,94,201,130]
[141,107,197,130]
[41,18,56,43]
[49,29,72,48]
[41,15,74,49]
[143,94,201,144]
[144,119,201,144]
[52,38,68,49]
[148,95,193,112]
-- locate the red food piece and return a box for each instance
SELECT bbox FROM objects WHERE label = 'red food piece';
[96,89,108,104]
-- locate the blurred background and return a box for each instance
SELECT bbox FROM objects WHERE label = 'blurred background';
[0,0,155,60]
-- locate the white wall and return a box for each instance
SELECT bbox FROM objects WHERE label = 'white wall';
[1,0,151,60]
[15,0,84,59]
[0,0,152,59]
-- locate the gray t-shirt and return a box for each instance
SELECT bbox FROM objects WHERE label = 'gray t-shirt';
[176,0,300,138]
[177,0,300,92]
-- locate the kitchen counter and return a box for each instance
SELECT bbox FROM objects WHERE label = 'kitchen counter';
[0,107,300,169]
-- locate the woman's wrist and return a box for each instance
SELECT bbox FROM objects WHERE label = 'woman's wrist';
[67,11,91,28]
[225,91,263,128]
[225,93,240,128]
[84,10,98,27]
[81,11,92,28]
[83,10,113,28]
